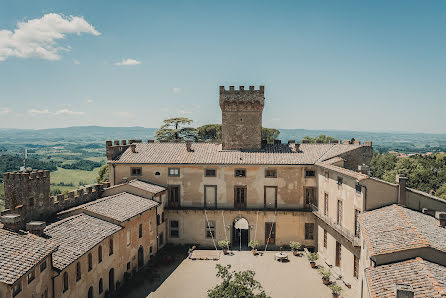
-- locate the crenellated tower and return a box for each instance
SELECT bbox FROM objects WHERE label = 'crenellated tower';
[219,85,265,150]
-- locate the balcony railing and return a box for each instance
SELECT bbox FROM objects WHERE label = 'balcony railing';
[312,205,361,247]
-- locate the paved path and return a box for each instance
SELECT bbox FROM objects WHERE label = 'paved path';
[141,251,355,298]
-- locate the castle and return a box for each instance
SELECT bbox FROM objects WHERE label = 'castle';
[1,86,445,298]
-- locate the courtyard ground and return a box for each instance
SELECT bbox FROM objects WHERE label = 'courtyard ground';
[119,247,356,298]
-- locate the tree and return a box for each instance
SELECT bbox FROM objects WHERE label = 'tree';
[196,124,222,141]
[436,183,446,199]
[262,128,280,144]
[303,134,335,144]
[208,264,270,298]
[155,117,196,141]
[96,164,109,183]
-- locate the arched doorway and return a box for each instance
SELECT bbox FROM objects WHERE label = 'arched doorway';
[138,246,144,268]
[109,268,115,291]
[88,286,93,298]
[232,217,249,250]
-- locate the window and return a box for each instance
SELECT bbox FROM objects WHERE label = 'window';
[159,232,164,246]
[305,170,315,177]
[265,169,277,178]
[109,238,114,256]
[99,278,103,294]
[149,246,153,254]
[354,209,361,237]
[139,224,143,238]
[40,260,47,273]
[63,272,68,292]
[157,214,160,225]
[234,186,247,209]
[28,269,35,284]
[98,245,103,263]
[170,220,179,238]
[131,167,142,176]
[127,230,131,246]
[337,177,343,185]
[355,182,362,193]
[168,168,180,177]
[29,197,35,207]
[76,262,81,281]
[155,171,160,176]
[126,262,131,271]
[234,169,246,177]
[305,188,315,207]
[337,200,343,225]
[324,193,329,216]
[335,242,342,267]
[13,280,22,297]
[205,168,216,177]
[354,255,359,278]
[305,223,314,240]
[323,229,327,248]
[162,212,165,223]
[149,218,153,232]
[88,253,92,271]
[206,220,216,238]
[168,185,180,208]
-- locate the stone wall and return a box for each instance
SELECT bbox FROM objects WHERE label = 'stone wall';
[219,86,264,150]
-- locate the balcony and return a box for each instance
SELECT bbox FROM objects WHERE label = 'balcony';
[312,205,361,247]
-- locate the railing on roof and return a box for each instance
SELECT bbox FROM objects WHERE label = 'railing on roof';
[312,204,361,247]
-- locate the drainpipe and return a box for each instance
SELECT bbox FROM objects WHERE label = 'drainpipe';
[112,164,116,186]
[361,184,368,211]
[156,206,159,253]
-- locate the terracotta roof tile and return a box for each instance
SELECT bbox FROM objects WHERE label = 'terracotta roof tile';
[127,179,166,194]
[0,229,57,284]
[109,143,363,165]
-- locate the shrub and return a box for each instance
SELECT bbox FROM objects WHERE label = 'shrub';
[318,267,331,279]
[248,240,259,250]
[307,252,319,262]
[289,241,302,251]
[329,284,343,295]
[218,240,230,250]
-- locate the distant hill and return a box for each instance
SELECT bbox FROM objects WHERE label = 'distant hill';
[1,126,446,153]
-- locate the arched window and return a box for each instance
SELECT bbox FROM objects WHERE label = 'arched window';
[109,239,113,256]
[99,278,103,294]
[139,224,143,238]
[76,262,81,281]
[63,272,68,292]
[98,245,102,263]
[88,253,92,271]
[88,286,93,298]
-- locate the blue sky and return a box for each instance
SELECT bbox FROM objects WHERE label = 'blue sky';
[0,1,445,132]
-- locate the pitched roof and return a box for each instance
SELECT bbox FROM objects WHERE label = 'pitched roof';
[316,161,369,180]
[81,192,159,222]
[0,229,57,284]
[127,179,166,194]
[109,142,364,165]
[365,258,446,297]
[44,213,122,270]
[361,204,446,256]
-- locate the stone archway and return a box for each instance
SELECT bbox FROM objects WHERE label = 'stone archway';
[232,217,249,251]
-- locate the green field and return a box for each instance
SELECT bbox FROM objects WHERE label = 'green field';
[50,167,101,194]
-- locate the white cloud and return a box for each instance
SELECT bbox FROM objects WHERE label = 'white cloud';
[28,109,50,116]
[172,87,181,94]
[114,58,141,66]
[0,107,11,115]
[54,109,85,115]
[72,58,80,64]
[0,13,100,61]
[86,98,94,103]
[177,109,191,115]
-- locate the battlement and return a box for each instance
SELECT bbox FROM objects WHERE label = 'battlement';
[3,169,50,180]
[219,85,265,109]
[106,139,142,160]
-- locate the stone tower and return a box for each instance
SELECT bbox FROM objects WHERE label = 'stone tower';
[3,170,51,218]
[219,86,265,150]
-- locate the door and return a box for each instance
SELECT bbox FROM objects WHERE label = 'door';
[305,188,315,208]
[168,186,180,208]
[265,222,276,245]
[109,268,115,291]
[138,246,144,268]
[264,186,277,209]
[204,185,217,208]
[234,186,247,209]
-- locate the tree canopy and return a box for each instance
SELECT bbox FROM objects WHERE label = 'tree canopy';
[96,164,109,183]
[155,117,196,141]
[207,264,270,298]
[196,124,222,141]
[302,134,335,144]
[262,128,280,144]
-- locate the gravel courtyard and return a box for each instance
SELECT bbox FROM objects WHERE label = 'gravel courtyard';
[121,249,355,298]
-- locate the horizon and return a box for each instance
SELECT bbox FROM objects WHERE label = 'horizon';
[1,1,446,133]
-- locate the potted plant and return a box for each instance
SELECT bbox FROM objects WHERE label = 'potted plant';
[329,284,343,297]
[248,240,259,255]
[218,240,230,254]
[318,267,331,285]
[290,241,302,256]
[307,252,319,268]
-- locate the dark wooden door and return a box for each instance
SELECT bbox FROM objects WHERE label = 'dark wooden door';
[265,222,276,244]
[234,186,247,209]
[168,186,180,208]
[138,246,144,268]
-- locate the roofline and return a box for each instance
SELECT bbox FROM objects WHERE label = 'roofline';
[107,161,317,166]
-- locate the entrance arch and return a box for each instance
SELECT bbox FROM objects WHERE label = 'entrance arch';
[232,217,249,251]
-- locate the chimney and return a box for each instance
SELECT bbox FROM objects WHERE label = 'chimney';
[439,213,446,228]
[395,283,414,298]
[274,139,281,145]
[26,221,46,236]
[344,140,350,144]
[1,214,22,231]
[396,174,408,206]
[147,139,154,143]
[130,144,136,153]
[287,140,295,145]
[358,164,370,175]
[295,143,300,152]
[185,141,193,152]
[261,139,268,148]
